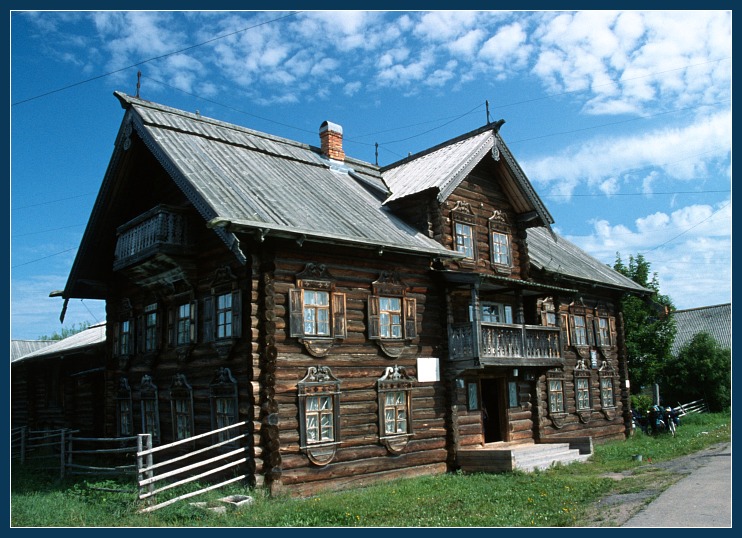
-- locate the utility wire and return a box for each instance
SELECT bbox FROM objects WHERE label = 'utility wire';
[11,246,77,268]
[641,202,731,254]
[12,11,302,106]
[12,223,87,238]
[12,192,97,210]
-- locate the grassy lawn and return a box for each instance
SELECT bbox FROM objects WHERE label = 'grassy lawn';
[11,411,730,527]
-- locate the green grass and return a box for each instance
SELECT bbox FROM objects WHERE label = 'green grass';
[11,411,730,527]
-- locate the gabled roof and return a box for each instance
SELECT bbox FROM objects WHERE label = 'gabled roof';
[381,124,554,227]
[12,322,106,364]
[61,93,462,301]
[670,303,731,355]
[123,93,455,257]
[526,227,650,294]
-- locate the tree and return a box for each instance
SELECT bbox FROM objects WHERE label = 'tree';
[613,253,676,394]
[37,321,91,341]
[660,332,731,412]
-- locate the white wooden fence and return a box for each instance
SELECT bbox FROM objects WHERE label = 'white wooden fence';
[136,420,250,513]
[674,399,709,416]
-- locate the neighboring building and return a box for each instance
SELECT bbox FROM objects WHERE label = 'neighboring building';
[11,322,106,435]
[670,303,731,356]
[38,92,648,496]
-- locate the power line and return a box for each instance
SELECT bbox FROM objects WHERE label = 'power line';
[11,246,77,268]
[12,223,87,238]
[641,202,731,254]
[12,192,97,210]
[544,189,730,198]
[12,11,302,106]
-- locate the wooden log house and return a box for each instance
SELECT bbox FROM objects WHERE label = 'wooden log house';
[46,91,649,496]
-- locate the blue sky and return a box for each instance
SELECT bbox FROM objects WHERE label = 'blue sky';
[9,9,732,340]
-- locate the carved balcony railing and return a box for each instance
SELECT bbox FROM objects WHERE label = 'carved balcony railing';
[449,322,562,363]
[113,206,190,271]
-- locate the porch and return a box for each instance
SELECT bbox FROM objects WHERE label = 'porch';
[456,438,593,473]
[449,322,563,364]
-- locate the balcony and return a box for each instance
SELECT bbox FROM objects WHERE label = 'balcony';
[113,206,192,273]
[449,322,563,367]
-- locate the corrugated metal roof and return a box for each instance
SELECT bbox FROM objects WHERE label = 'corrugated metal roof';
[11,340,55,362]
[383,129,495,204]
[120,93,455,258]
[13,322,106,363]
[526,227,650,294]
[670,303,731,355]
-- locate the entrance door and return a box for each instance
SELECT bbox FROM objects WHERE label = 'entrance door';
[480,378,507,443]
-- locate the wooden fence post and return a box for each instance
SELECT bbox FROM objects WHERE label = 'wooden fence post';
[60,429,66,480]
[137,434,153,506]
[20,426,26,464]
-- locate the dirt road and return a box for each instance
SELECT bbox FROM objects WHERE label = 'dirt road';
[580,442,731,527]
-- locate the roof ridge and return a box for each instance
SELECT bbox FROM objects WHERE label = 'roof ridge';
[673,303,731,314]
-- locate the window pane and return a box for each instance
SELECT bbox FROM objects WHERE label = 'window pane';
[307,396,319,411]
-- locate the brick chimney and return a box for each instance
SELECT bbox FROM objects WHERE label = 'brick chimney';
[319,121,345,161]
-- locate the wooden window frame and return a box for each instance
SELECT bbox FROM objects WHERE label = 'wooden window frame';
[143,303,160,353]
[377,365,415,454]
[451,201,477,260]
[209,367,239,444]
[169,373,194,441]
[546,371,568,429]
[115,378,133,437]
[298,366,341,466]
[139,375,160,443]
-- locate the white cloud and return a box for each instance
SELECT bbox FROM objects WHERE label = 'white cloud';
[479,22,531,72]
[566,200,731,309]
[523,109,731,197]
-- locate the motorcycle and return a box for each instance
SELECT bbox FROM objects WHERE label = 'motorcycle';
[647,404,679,436]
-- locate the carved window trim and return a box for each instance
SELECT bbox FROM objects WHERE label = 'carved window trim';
[598,361,618,419]
[113,299,135,368]
[298,366,341,466]
[593,304,617,358]
[546,371,567,429]
[538,297,557,327]
[289,264,347,358]
[488,210,512,273]
[209,367,239,444]
[139,375,160,443]
[115,377,133,437]
[203,266,242,359]
[368,272,417,358]
[170,373,194,441]
[377,365,416,454]
[568,300,594,360]
[574,359,592,423]
[451,201,477,260]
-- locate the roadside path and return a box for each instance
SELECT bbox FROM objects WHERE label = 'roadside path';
[622,442,731,527]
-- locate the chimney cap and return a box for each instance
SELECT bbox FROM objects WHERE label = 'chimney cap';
[320,121,343,135]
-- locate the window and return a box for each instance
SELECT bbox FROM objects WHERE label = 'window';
[379,297,402,338]
[538,297,557,327]
[491,231,511,266]
[119,320,132,355]
[572,315,587,346]
[576,377,591,411]
[170,374,194,441]
[377,365,415,454]
[140,375,160,442]
[298,366,341,465]
[210,368,239,443]
[369,295,417,340]
[115,378,133,437]
[174,302,196,346]
[600,377,615,408]
[467,382,479,411]
[144,303,159,352]
[216,293,233,339]
[471,302,514,324]
[548,378,565,414]
[289,264,347,355]
[451,201,477,260]
[203,290,242,344]
[454,222,475,258]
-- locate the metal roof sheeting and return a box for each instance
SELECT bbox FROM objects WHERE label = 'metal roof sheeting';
[120,93,455,258]
[670,303,731,355]
[13,322,106,363]
[526,227,650,294]
[383,130,494,204]
[11,340,56,362]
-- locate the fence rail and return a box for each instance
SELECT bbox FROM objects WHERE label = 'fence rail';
[674,399,709,416]
[136,421,249,513]
[13,421,251,512]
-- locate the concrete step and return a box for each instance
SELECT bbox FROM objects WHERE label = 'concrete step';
[514,445,591,472]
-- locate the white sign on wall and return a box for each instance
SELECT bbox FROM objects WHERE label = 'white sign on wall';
[416,357,440,382]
